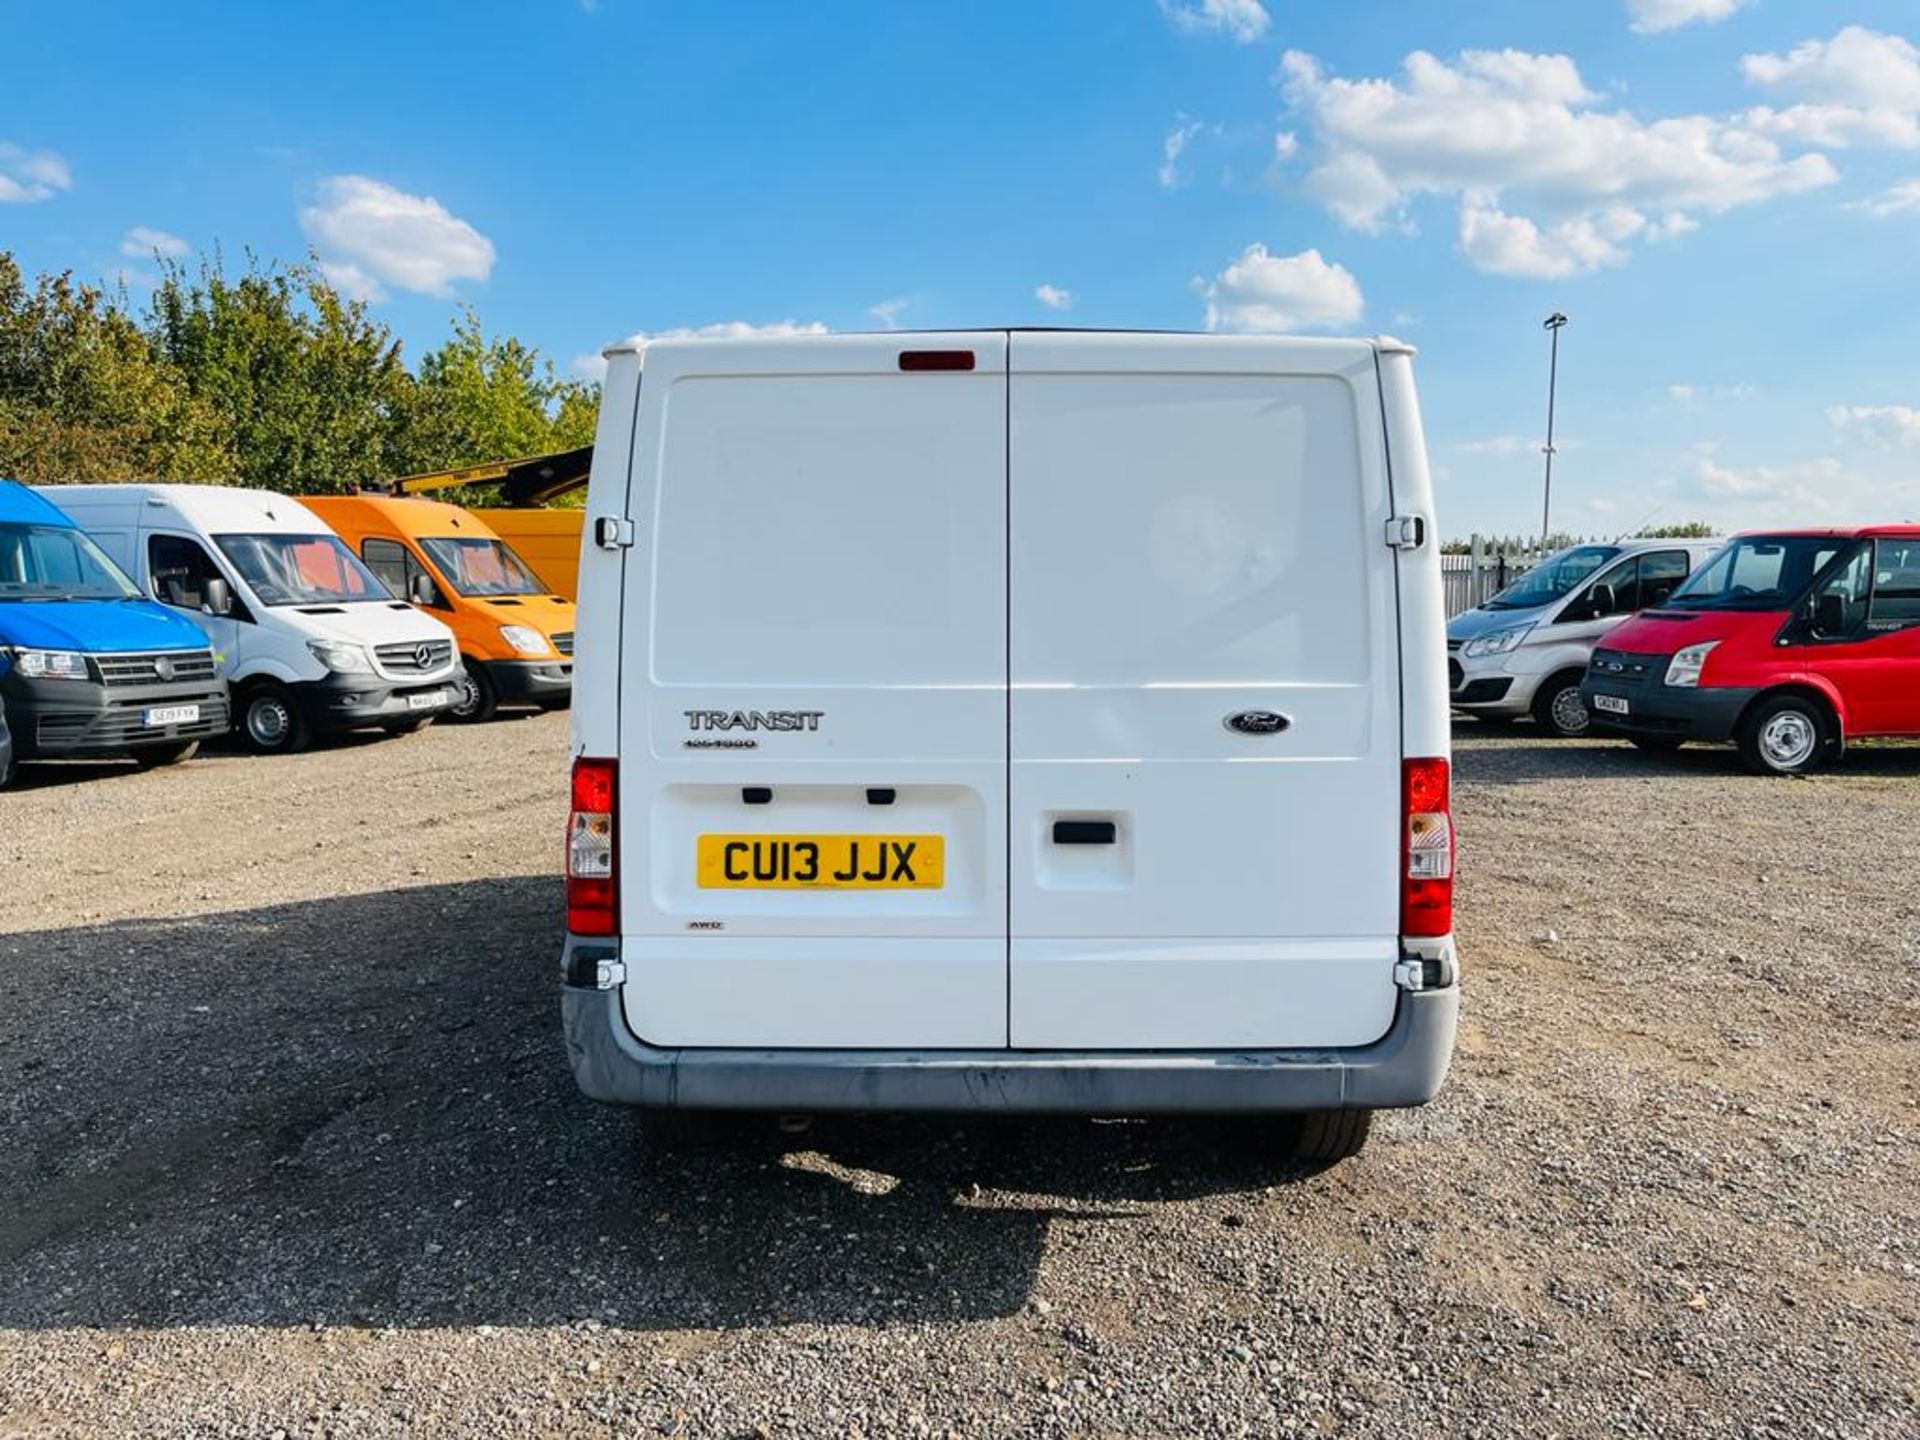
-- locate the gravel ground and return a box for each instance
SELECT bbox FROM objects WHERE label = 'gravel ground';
[1,716,1915,1438]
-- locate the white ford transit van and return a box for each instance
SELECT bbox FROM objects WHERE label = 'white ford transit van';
[561,331,1457,1160]
[48,485,464,753]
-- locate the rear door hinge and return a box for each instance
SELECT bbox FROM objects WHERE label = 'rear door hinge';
[1386,514,1428,551]
[594,958,628,990]
[593,516,636,551]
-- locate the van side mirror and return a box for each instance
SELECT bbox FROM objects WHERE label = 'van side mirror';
[1586,583,1616,618]
[1814,591,1847,637]
[204,577,233,617]
[408,572,439,607]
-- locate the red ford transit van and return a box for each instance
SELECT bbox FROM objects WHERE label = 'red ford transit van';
[1583,527,1920,774]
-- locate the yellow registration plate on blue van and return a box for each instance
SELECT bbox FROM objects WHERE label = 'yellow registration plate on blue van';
[697,834,944,889]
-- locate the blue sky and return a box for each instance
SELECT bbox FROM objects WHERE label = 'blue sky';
[3,0,1918,537]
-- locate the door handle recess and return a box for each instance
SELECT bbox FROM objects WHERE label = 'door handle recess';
[1052,820,1116,845]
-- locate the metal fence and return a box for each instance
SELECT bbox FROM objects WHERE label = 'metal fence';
[1440,536,1602,617]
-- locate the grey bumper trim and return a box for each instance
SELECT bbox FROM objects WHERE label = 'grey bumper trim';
[559,939,1459,1115]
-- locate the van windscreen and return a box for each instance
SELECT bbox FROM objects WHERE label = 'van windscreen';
[419,536,546,597]
[1665,536,1847,611]
[0,522,142,601]
[215,533,390,606]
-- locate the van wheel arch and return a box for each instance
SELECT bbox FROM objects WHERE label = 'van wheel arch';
[1735,687,1840,776]
[1531,668,1594,738]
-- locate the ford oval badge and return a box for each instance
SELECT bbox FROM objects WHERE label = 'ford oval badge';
[1225,710,1291,736]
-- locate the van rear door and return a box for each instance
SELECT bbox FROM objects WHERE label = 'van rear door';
[1007,334,1402,1049]
[620,334,1009,1049]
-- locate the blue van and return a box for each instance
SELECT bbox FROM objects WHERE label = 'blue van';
[0,480,230,775]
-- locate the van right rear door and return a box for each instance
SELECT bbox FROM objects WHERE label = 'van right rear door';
[1006,334,1404,1050]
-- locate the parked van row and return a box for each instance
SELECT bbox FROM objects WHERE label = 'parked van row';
[1450,528,1920,774]
[0,479,575,783]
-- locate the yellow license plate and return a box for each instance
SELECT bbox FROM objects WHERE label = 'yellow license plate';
[697,834,945,889]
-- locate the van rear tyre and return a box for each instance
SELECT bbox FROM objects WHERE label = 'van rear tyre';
[1290,1108,1373,1164]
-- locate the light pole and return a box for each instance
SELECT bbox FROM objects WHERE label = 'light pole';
[1540,312,1568,550]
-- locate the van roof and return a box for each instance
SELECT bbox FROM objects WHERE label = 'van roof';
[304,492,505,541]
[0,479,81,528]
[601,328,1415,361]
[1734,525,1920,540]
[41,483,330,535]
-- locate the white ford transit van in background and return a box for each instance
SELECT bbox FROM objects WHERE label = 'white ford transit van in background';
[48,486,464,753]
[561,331,1457,1161]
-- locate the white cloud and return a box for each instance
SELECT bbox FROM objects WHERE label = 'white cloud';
[1667,381,1753,405]
[1034,283,1074,311]
[298,175,495,302]
[1159,117,1205,188]
[119,226,190,261]
[1851,177,1920,215]
[1828,404,1920,447]
[1456,435,1534,456]
[1279,45,1838,277]
[1692,453,1850,509]
[571,318,831,380]
[1200,245,1364,333]
[0,141,71,204]
[1627,0,1751,35]
[868,298,910,329]
[1740,27,1920,149]
[1160,0,1269,44]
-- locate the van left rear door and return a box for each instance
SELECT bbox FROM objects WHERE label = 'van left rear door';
[617,334,1010,1049]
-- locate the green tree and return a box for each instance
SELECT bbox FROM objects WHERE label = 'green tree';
[146,255,411,494]
[1635,521,1716,539]
[0,254,230,486]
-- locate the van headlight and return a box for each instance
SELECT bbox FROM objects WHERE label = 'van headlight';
[1665,641,1720,688]
[9,648,90,681]
[499,624,550,656]
[307,640,374,675]
[1462,624,1533,659]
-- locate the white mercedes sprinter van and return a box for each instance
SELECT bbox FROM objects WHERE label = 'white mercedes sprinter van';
[49,485,464,753]
[561,331,1457,1160]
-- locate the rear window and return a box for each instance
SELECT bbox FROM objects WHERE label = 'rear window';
[651,375,1006,686]
[1011,374,1370,685]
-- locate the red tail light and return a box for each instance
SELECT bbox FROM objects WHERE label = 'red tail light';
[567,757,617,935]
[1401,757,1454,938]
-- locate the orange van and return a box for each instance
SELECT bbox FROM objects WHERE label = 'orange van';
[303,495,574,722]
[474,507,585,601]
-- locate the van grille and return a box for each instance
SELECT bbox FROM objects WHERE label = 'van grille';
[375,639,454,676]
[1588,648,1658,690]
[35,693,229,751]
[96,650,218,687]
[552,631,574,657]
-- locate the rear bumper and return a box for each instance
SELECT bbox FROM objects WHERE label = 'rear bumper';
[475,656,572,703]
[292,671,459,731]
[558,938,1459,1115]
[1579,679,1758,743]
[0,673,230,757]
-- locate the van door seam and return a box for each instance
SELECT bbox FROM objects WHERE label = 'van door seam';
[1004,332,1014,1050]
